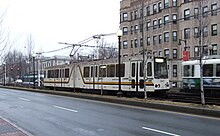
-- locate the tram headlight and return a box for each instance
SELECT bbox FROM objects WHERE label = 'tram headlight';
[165,82,169,87]
[155,84,161,88]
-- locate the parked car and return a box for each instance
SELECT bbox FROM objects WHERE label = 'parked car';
[15,79,22,83]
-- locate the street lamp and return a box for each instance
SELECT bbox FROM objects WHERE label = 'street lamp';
[32,53,37,88]
[179,39,189,61]
[117,28,123,97]
[178,39,187,51]
[3,62,6,86]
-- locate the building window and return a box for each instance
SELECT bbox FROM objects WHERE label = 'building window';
[123,27,128,35]
[130,26,133,34]
[153,20,157,29]
[140,38,143,47]
[184,28,190,39]
[172,14,177,24]
[164,0,169,9]
[164,49,169,58]
[153,4,157,14]
[203,45,208,56]
[164,32,169,42]
[173,49,177,59]
[203,26,208,37]
[134,10,138,19]
[158,2,162,12]
[123,41,128,49]
[164,15,169,25]
[134,25,138,33]
[172,0,177,7]
[158,19,162,28]
[123,13,128,21]
[130,12,133,21]
[159,51,162,57]
[211,4,217,16]
[211,24,217,36]
[146,6,150,16]
[147,22,150,31]
[184,0,190,3]
[212,44,217,55]
[153,51,157,57]
[194,46,199,57]
[194,8,199,19]
[173,65,177,77]
[173,31,177,41]
[159,34,162,44]
[147,37,150,45]
[184,9,190,20]
[194,27,199,38]
[131,40,133,48]
[203,6,208,18]
[134,39,138,48]
[153,36,157,45]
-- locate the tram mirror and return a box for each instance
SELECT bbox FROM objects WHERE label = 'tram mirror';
[140,79,144,89]
[131,79,135,88]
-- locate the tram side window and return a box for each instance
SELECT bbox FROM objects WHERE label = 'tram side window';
[203,64,213,77]
[54,69,59,78]
[132,63,135,77]
[216,64,220,77]
[84,67,90,77]
[183,65,190,77]
[48,70,51,78]
[147,62,152,76]
[65,68,69,78]
[44,71,46,78]
[107,64,115,77]
[99,65,106,77]
[116,64,125,77]
[140,63,144,77]
[60,69,64,78]
[91,66,98,77]
[192,65,194,77]
[51,70,54,78]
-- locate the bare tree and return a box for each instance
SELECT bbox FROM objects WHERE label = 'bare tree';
[25,34,35,60]
[191,0,220,105]
[4,50,27,82]
[92,38,118,60]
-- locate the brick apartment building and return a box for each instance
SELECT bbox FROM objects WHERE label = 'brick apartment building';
[119,0,220,88]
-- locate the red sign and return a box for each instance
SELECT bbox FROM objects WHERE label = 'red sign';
[182,51,189,61]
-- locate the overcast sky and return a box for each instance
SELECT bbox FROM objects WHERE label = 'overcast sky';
[0,0,121,56]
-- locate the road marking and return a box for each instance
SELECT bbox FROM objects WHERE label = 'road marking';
[142,127,180,136]
[18,97,30,102]
[53,105,78,113]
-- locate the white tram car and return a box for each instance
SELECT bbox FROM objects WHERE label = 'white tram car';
[43,56,170,95]
[182,56,220,96]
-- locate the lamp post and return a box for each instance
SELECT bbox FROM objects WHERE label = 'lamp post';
[179,39,189,61]
[3,62,6,86]
[32,53,36,88]
[117,29,123,97]
[179,39,187,51]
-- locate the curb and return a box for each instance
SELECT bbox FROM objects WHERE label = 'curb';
[1,86,220,118]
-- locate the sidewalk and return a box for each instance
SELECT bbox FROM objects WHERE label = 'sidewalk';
[0,118,31,136]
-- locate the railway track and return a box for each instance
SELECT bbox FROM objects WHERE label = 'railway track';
[167,92,220,105]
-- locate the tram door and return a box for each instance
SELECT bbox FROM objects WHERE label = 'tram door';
[131,62,139,92]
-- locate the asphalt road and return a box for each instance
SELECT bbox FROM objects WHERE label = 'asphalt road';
[0,88,219,136]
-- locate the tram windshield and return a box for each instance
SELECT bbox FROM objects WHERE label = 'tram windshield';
[154,58,168,79]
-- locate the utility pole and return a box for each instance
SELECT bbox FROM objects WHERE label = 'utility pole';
[3,62,6,86]
[198,0,205,105]
[141,0,147,99]
[36,52,42,87]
